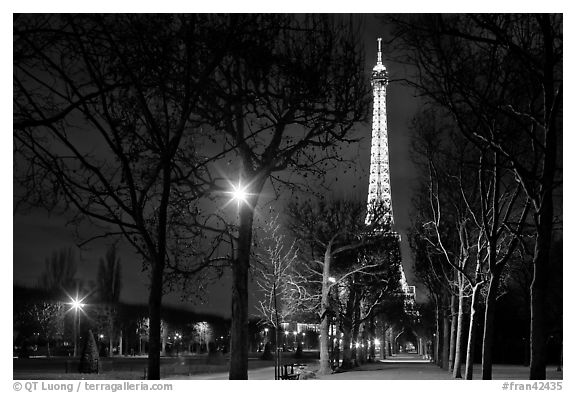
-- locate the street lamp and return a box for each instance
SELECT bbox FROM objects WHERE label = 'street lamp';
[68,296,85,357]
[231,184,248,204]
[174,333,182,356]
[227,179,252,209]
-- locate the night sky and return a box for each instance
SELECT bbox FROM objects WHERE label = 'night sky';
[12,15,422,317]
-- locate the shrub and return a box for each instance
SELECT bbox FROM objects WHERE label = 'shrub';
[79,330,99,373]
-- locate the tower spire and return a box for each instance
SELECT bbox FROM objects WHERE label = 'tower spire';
[373,37,386,74]
[366,38,392,228]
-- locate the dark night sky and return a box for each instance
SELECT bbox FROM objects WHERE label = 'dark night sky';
[12,15,422,317]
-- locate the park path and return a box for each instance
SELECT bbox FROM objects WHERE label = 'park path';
[177,352,563,380]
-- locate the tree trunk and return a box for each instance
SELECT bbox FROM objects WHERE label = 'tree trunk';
[318,243,334,375]
[359,326,367,364]
[465,283,481,379]
[530,15,559,379]
[442,301,450,369]
[448,291,457,372]
[368,315,376,362]
[482,272,500,380]
[341,325,353,368]
[380,324,387,360]
[388,327,394,356]
[119,329,123,356]
[434,300,440,365]
[147,258,164,380]
[530,222,552,380]
[452,273,465,379]
[351,288,361,366]
[161,328,167,356]
[340,281,356,368]
[229,195,257,379]
[147,161,171,380]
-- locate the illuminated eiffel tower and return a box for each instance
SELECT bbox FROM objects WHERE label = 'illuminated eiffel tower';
[365,38,415,303]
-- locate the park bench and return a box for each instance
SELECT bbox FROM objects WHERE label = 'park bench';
[279,363,306,380]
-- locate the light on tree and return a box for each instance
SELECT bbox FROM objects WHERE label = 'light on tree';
[231,182,248,205]
[68,295,86,311]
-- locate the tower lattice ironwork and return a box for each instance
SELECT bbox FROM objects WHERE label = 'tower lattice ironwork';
[365,38,415,303]
[365,38,393,229]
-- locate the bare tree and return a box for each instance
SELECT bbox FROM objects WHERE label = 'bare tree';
[411,109,533,379]
[253,213,299,377]
[194,15,369,379]
[385,14,562,379]
[14,14,232,379]
[285,198,400,374]
[96,244,122,356]
[420,143,478,379]
[37,248,79,298]
[26,302,66,358]
[254,214,299,328]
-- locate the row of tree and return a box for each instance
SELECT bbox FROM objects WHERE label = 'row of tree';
[393,14,563,380]
[14,244,230,359]
[253,200,412,375]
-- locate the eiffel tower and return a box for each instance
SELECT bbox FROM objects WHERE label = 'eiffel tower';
[365,38,415,303]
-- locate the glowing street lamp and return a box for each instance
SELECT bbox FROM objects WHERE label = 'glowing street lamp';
[231,184,248,204]
[68,296,85,357]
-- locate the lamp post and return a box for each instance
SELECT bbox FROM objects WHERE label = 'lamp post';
[69,297,85,357]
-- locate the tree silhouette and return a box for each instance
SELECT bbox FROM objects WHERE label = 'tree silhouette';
[95,244,122,356]
[37,248,78,298]
[193,15,369,379]
[14,14,233,379]
[14,14,369,380]
[97,244,122,304]
[384,14,562,379]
